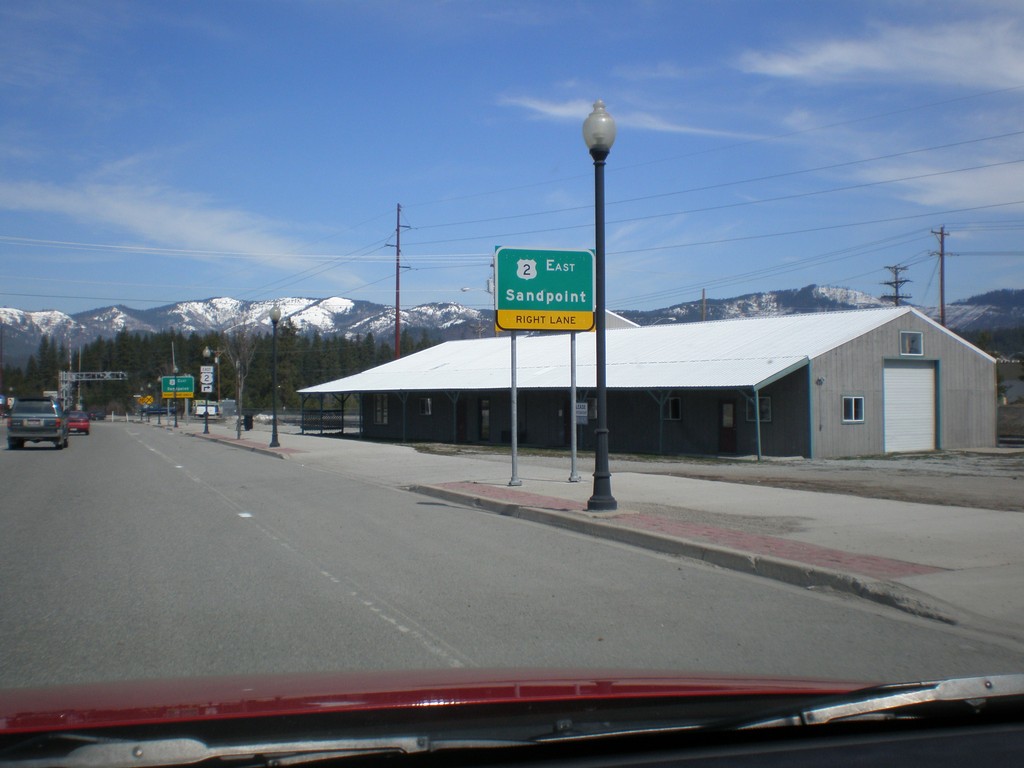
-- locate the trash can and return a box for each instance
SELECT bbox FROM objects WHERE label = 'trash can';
[243,414,253,431]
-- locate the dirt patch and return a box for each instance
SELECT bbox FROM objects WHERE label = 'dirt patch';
[615,451,1024,512]
[412,442,1024,512]
[631,503,809,535]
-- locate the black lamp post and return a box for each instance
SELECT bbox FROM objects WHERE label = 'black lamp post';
[583,99,617,512]
[269,305,281,448]
[172,364,178,428]
[202,346,211,435]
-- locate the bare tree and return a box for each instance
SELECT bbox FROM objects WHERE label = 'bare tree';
[222,317,259,439]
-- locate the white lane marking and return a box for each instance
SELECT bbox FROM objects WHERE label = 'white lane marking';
[244,519,471,669]
[132,430,470,668]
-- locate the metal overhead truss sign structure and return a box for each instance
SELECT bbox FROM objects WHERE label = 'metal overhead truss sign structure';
[58,370,128,409]
[494,247,596,332]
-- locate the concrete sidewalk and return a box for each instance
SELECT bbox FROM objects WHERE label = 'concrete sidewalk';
[165,418,1024,644]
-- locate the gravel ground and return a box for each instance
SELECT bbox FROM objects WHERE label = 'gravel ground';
[415,443,1024,513]
[609,449,1024,512]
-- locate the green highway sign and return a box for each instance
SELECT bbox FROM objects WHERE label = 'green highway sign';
[161,374,195,399]
[494,246,595,332]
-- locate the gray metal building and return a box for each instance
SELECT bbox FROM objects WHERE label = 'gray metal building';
[298,307,997,458]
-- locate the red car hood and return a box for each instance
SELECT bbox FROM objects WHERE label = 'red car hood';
[0,668,863,735]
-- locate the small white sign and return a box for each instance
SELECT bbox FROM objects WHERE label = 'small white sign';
[575,401,588,425]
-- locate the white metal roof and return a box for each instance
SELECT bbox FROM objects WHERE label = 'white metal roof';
[298,307,961,395]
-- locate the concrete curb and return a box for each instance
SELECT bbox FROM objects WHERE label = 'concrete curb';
[184,430,287,459]
[409,483,962,627]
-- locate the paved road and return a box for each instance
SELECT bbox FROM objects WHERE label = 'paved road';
[3,421,1023,690]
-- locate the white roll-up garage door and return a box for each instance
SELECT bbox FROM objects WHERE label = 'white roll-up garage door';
[883,361,936,452]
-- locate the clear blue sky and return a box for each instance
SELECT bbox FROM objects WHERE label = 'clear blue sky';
[2,0,1022,316]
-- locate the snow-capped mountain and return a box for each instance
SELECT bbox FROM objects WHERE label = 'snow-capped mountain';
[616,285,1024,331]
[615,285,891,325]
[0,307,78,337]
[58,296,400,342]
[0,297,490,366]
[1,285,1021,367]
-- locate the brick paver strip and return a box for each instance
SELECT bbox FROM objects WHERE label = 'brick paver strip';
[438,482,945,581]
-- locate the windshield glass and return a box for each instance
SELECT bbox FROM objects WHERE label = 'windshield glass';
[1,0,1023,731]
[11,401,57,415]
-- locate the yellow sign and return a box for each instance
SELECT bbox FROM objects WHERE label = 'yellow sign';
[139,395,154,405]
[495,309,595,332]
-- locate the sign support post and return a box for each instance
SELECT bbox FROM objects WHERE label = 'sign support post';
[569,332,581,482]
[508,333,521,487]
[494,247,595,485]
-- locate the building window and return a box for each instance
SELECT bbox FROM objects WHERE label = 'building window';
[665,397,681,421]
[478,398,490,441]
[373,394,388,425]
[419,397,432,416]
[745,396,772,422]
[900,331,924,356]
[842,396,865,423]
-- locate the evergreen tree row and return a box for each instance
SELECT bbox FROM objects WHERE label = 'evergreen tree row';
[1,322,435,414]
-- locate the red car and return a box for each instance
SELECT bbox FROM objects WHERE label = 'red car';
[67,410,90,435]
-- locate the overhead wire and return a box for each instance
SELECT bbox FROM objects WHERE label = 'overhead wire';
[397,84,1024,212]
[618,230,933,307]
[399,159,1024,250]
[400,129,1024,234]
[7,85,1024,309]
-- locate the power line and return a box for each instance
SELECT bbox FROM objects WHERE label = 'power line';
[401,159,1024,250]
[404,129,1024,234]
[398,84,1024,211]
[618,230,931,307]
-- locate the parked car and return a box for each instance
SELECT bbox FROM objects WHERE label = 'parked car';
[67,410,91,435]
[141,403,174,417]
[6,397,70,450]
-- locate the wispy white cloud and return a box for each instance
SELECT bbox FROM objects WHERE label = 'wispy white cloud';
[498,95,595,121]
[854,157,1024,211]
[0,180,305,263]
[499,96,759,139]
[0,1,131,90]
[738,19,1024,89]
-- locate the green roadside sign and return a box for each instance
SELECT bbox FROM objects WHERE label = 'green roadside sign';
[161,375,195,399]
[494,246,595,332]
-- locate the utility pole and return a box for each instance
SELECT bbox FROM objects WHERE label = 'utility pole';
[881,265,912,306]
[932,225,947,326]
[389,204,410,359]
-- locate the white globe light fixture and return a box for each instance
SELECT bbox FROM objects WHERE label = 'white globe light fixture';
[582,98,617,156]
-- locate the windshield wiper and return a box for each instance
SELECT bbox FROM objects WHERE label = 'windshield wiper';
[731,673,1024,730]
[521,674,1024,745]
[0,734,528,768]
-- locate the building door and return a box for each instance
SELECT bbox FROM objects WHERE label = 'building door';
[884,361,936,452]
[456,399,467,443]
[718,400,737,453]
[478,398,490,441]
